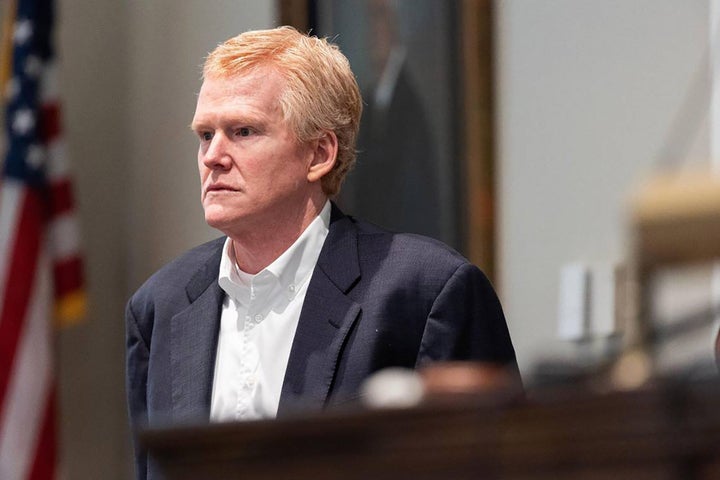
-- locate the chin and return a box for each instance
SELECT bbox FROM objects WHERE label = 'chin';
[204,209,234,229]
[204,208,253,235]
[205,215,232,230]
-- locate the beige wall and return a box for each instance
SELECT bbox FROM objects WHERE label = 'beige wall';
[57,2,275,478]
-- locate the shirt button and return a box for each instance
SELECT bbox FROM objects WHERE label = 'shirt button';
[288,284,296,292]
[254,314,263,322]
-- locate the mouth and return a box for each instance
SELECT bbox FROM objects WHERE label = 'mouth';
[205,184,239,195]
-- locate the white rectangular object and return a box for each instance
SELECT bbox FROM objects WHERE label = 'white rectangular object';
[558,263,590,341]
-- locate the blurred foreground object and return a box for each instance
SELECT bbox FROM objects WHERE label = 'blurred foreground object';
[716,330,720,371]
[140,380,720,480]
[632,168,720,266]
[360,362,523,410]
[532,169,720,392]
[420,361,523,400]
[361,368,425,409]
[622,168,720,387]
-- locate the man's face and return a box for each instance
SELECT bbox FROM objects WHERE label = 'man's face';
[191,68,316,236]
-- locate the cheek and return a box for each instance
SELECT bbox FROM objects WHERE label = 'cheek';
[198,154,209,179]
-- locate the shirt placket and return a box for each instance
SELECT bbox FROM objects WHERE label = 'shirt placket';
[236,276,269,419]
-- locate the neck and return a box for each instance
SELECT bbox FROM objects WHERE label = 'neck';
[229,196,327,274]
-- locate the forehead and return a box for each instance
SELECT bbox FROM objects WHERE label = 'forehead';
[194,67,286,118]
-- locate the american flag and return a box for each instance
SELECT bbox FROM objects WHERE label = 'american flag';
[0,0,86,478]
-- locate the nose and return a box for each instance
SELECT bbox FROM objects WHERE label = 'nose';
[201,132,232,170]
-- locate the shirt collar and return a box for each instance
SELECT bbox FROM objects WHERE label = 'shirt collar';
[218,200,331,303]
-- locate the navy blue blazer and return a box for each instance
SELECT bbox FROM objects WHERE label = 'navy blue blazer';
[126,204,517,479]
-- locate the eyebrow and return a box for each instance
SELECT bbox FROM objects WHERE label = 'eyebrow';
[190,114,270,132]
[189,120,209,132]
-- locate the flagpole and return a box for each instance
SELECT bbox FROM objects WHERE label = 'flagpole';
[0,0,18,174]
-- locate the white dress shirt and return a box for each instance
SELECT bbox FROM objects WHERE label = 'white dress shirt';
[210,201,331,422]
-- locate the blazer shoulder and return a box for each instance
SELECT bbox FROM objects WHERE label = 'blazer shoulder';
[348,217,475,284]
[354,218,469,267]
[394,232,467,263]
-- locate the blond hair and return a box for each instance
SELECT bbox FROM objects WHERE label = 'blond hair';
[203,26,363,195]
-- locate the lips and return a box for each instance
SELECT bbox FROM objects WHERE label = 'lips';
[205,183,238,194]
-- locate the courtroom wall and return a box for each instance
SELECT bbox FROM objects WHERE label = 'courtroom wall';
[496,0,714,375]
[57,2,275,478]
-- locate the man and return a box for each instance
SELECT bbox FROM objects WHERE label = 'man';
[126,26,518,480]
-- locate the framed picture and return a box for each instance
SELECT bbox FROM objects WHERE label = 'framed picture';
[279,0,497,278]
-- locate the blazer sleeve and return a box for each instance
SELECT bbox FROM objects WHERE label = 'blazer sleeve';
[416,262,517,367]
[125,299,150,480]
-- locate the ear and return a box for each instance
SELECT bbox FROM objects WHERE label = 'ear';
[307,130,338,183]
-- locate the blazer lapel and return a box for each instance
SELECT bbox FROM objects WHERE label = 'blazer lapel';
[170,242,224,423]
[277,205,361,416]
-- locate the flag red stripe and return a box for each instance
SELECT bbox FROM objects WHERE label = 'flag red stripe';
[28,385,57,480]
[39,102,61,143]
[3,3,85,478]
[49,179,74,216]
[53,255,84,297]
[0,189,43,417]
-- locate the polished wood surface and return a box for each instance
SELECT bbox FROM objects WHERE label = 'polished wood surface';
[141,381,720,480]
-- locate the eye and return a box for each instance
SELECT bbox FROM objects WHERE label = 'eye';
[199,131,213,141]
[236,127,252,137]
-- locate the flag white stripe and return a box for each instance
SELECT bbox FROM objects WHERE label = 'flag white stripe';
[0,181,23,321]
[0,248,53,480]
[49,212,81,260]
[46,140,69,181]
[40,61,58,102]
